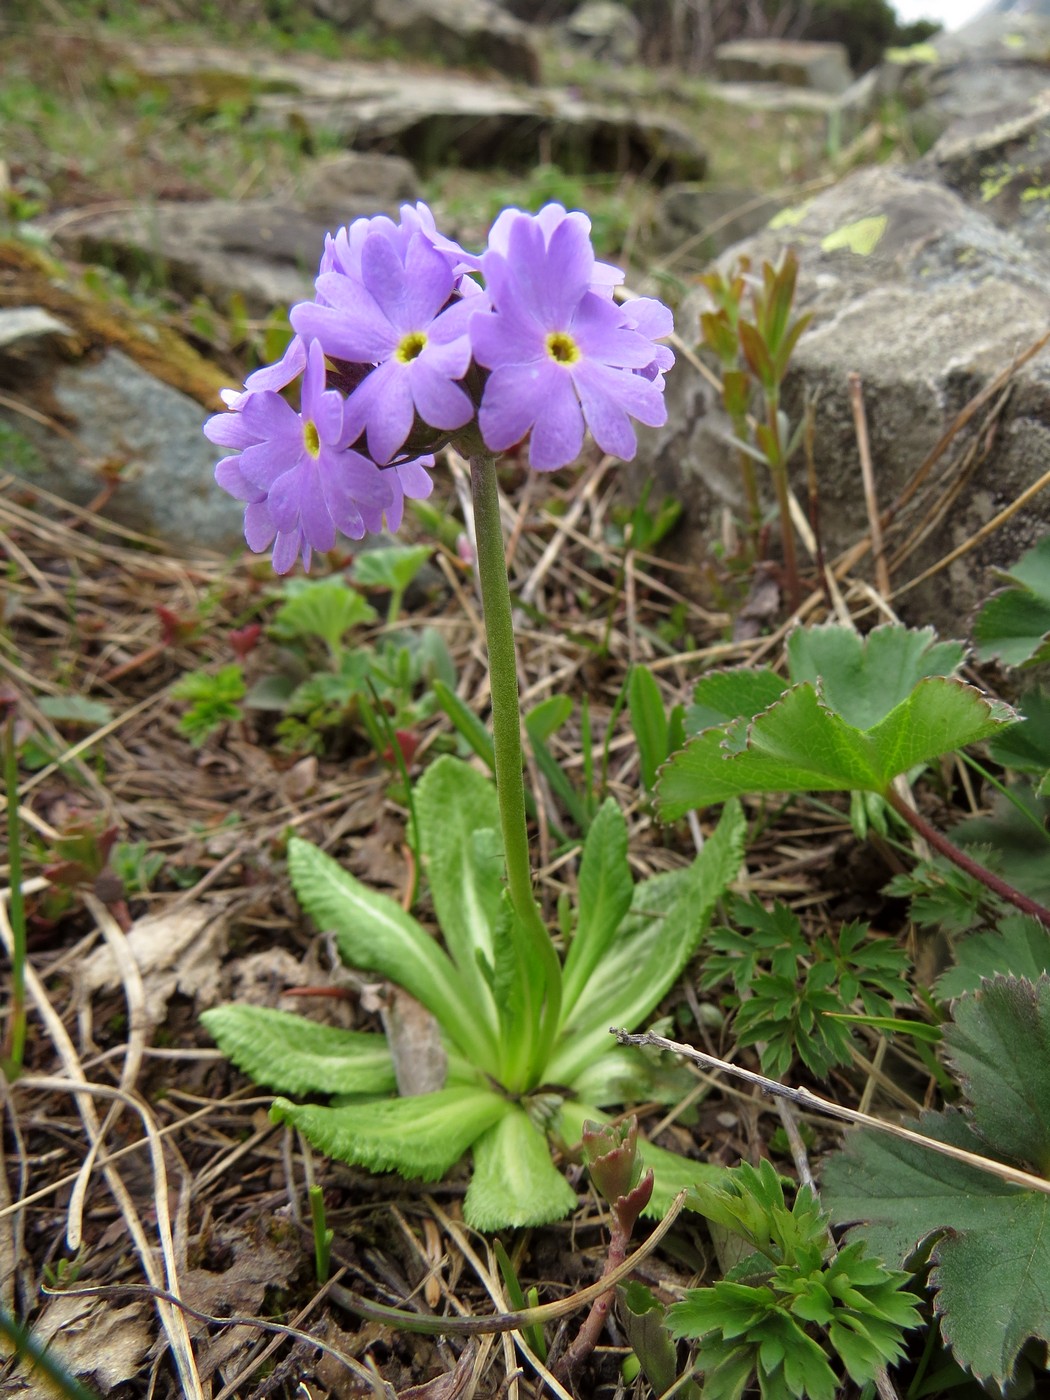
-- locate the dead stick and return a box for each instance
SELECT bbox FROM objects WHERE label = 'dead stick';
[848,372,890,597]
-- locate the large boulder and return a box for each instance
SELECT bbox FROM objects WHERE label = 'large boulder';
[631,99,1050,632]
[122,44,706,185]
[45,150,420,316]
[882,3,1050,151]
[0,245,241,555]
[559,2,642,65]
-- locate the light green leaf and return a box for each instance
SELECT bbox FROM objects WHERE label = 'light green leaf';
[415,756,502,1031]
[37,695,115,728]
[273,1085,509,1181]
[270,577,376,660]
[561,799,634,1018]
[201,1004,396,1096]
[549,800,744,1086]
[351,544,431,595]
[658,679,1016,818]
[820,215,887,256]
[935,914,1050,1000]
[464,1108,577,1228]
[287,838,496,1068]
[972,536,1050,668]
[786,624,965,731]
[685,668,785,736]
[628,664,670,790]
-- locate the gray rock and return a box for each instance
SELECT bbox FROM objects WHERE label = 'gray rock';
[364,0,541,84]
[0,307,74,354]
[123,43,706,185]
[652,185,787,268]
[44,193,408,317]
[0,347,244,554]
[878,6,1050,151]
[294,150,419,209]
[632,160,1050,631]
[561,2,642,65]
[714,39,853,95]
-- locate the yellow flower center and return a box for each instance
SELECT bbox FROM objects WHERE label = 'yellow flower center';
[546,331,580,365]
[303,419,321,457]
[396,331,427,363]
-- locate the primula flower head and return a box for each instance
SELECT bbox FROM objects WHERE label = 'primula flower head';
[207,199,674,571]
[471,208,673,470]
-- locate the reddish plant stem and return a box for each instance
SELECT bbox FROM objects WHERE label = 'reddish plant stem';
[884,786,1050,929]
[553,1219,629,1382]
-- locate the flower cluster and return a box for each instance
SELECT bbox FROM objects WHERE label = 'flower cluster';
[206,201,674,572]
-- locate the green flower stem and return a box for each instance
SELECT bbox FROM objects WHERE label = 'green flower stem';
[883,786,1050,929]
[470,453,562,1085]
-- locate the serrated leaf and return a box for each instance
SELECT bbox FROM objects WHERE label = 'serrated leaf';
[561,799,634,1018]
[202,1004,396,1096]
[786,624,965,731]
[684,668,786,736]
[548,799,745,1086]
[270,577,376,659]
[351,543,430,595]
[272,1085,508,1181]
[986,689,1050,779]
[942,975,1050,1170]
[972,536,1050,667]
[824,1105,1050,1390]
[463,1107,577,1228]
[415,756,502,1033]
[954,786,1050,904]
[287,838,496,1068]
[658,680,1016,818]
[934,915,1050,1000]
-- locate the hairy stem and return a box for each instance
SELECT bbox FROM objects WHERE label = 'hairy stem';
[470,453,562,1085]
[765,390,801,613]
[884,786,1050,929]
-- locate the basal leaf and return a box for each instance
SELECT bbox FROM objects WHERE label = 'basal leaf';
[628,663,671,791]
[270,577,376,659]
[464,1107,577,1228]
[685,667,785,736]
[658,680,1016,819]
[823,1106,1050,1390]
[561,799,634,1018]
[351,543,430,596]
[271,1085,508,1181]
[415,756,502,1032]
[202,1004,396,1096]
[934,915,1050,1000]
[287,838,495,1068]
[972,536,1050,667]
[786,624,965,732]
[943,974,1050,1171]
[549,799,744,1086]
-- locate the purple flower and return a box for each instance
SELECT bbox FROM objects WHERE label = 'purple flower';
[470,209,672,471]
[206,341,392,573]
[291,230,475,465]
[360,455,436,536]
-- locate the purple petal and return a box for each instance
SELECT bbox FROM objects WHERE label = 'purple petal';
[469,303,545,370]
[527,371,585,470]
[241,390,302,443]
[408,360,474,431]
[204,409,257,449]
[298,459,336,553]
[293,284,393,364]
[237,438,302,493]
[244,501,276,552]
[479,360,555,452]
[622,296,673,340]
[215,456,264,503]
[395,457,435,501]
[267,463,306,533]
[244,335,307,391]
[271,529,302,575]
